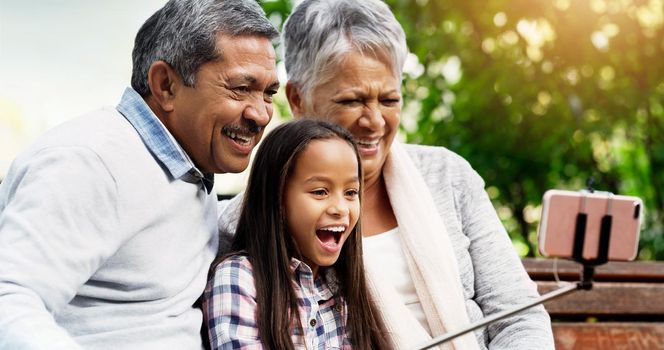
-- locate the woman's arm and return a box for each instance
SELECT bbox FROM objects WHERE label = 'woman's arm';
[456,161,555,349]
[203,255,264,350]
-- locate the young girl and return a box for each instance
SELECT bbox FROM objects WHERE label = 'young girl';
[203,119,392,349]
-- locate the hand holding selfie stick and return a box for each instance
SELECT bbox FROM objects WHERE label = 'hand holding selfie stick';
[413,185,613,350]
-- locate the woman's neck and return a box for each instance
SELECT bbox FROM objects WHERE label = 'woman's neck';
[362,175,398,236]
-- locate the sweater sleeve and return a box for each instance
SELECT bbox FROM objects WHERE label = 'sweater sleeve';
[0,146,120,349]
[217,192,244,255]
[454,159,555,349]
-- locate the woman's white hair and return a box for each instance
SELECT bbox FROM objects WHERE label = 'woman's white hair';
[283,0,407,102]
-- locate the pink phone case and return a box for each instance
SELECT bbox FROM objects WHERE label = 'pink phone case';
[538,190,643,261]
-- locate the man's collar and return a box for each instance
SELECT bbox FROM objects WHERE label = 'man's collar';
[116,87,214,193]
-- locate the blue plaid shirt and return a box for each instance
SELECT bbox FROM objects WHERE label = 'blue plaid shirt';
[116,87,214,193]
[203,255,352,349]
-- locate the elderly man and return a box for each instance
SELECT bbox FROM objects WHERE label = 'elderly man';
[0,1,278,349]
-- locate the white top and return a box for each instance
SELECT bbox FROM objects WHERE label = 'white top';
[362,227,431,334]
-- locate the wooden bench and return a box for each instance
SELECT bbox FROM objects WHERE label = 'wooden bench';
[523,258,664,350]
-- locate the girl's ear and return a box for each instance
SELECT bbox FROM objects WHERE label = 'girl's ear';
[286,81,305,118]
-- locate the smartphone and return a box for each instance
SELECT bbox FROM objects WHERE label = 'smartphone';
[538,189,643,261]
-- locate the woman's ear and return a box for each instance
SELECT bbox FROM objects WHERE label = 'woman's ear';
[286,81,305,118]
[147,61,179,113]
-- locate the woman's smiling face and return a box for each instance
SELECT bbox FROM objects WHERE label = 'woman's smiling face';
[294,52,401,186]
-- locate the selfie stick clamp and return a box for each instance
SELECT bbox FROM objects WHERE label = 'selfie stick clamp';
[574,180,613,290]
[413,183,613,350]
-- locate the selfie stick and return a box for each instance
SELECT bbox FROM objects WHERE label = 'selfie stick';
[413,186,613,350]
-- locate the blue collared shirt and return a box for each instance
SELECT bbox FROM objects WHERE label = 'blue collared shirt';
[116,87,214,193]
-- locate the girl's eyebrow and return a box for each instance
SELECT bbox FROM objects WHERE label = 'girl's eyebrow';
[305,175,360,183]
[304,176,331,183]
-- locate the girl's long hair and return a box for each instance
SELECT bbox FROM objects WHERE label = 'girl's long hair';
[210,119,392,349]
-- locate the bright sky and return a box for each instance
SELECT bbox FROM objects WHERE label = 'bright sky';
[0,0,274,194]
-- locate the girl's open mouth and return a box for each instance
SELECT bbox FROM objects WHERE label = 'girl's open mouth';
[315,226,344,249]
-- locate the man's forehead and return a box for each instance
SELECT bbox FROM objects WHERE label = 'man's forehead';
[205,51,278,84]
[215,33,277,57]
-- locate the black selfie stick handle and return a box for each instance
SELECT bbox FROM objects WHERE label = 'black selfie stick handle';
[413,187,614,350]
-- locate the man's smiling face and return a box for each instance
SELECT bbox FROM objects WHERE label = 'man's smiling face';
[167,34,279,174]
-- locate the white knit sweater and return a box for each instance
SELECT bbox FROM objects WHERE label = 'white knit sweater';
[0,107,218,349]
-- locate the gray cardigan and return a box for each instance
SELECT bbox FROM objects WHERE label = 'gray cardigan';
[217,143,554,349]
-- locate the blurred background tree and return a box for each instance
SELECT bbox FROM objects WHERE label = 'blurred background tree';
[261,0,664,260]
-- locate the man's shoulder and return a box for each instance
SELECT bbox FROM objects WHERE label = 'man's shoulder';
[33,107,135,150]
[3,107,160,195]
[18,107,151,170]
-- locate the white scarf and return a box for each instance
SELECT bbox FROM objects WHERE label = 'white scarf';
[364,142,481,350]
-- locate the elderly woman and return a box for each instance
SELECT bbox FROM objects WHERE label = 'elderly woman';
[217,0,554,348]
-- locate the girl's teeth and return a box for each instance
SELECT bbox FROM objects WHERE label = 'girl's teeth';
[321,226,345,232]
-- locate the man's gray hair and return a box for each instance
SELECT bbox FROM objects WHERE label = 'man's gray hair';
[283,0,407,101]
[131,0,279,97]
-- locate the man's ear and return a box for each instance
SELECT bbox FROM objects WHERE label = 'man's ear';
[147,61,180,113]
[286,81,305,118]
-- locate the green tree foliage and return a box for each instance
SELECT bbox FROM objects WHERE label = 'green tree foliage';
[261,0,664,260]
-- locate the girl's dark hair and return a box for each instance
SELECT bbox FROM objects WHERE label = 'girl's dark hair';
[211,119,392,349]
